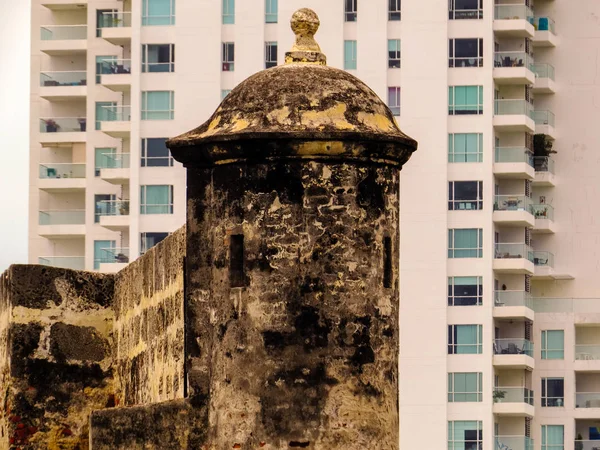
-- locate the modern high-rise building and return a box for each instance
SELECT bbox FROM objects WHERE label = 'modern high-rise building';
[28,0,600,448]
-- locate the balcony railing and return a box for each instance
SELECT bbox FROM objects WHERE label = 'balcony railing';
[40,71,87,87]
[98,59,132,75]
[534,16,556,34]
[494,387,534,405]
[494,99,534,117]
[96,200,130,216]
[533,110,555,127]
[533,156,555,173]
[495,243,534,261]
[100,106,131,122]
[39,210,85,225]
[494,52,533,69]
[494,4,534,22]
[99,153,130,169]
[98,11,132,28]
[494,338,534,357]
[495,436,534,450]
[41,25,87,40]
[40,117,87,133]
[39,163,85,179]
[494,291,533,309]
[533,251,554,267]
[495,147,534,165]
[532,63,555,80]
[531,204,554,220]
[575,441,600,450]
[575,345,600,361]
[576,393,600,408]
[98,247,130,264]
[38,256,85,270]
[494,195,532,212]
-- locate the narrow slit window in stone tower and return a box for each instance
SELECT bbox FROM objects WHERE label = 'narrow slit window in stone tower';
[230,234,245,287]
[384,236,392,288]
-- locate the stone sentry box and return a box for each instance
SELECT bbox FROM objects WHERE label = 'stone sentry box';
[166,8,418,449]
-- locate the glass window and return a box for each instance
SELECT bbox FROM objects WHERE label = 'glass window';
[95,148,116,176]
[388,39,401,68]
[541,378,564,407]
[140,185,174,214]
[448,421,483,449]
[448,228,483,258]
[94,240,115,270]
[541,330,564,360]
[448,276,483,306]
[449,38,483,68]
[265,0,278,23]
[389,0,401,20]
[221,89,232,100]
[345,0,357,21]
[222,0,234,24]
[344,40,357,70]
[141,91,174,120]
[94,194,115,223]
[222,42,235,71]
[388,87,400,116]
[449,0,483,20]
[142,44,175,73]
[265,41,278,69]
[140,232,169,255]
[541,425,564,450]
[448,181,483,210]
[448,325,482,354]
[448,133,483,163]
[448,372,483,402]
[141,138,173,167]
[448,85,484,115]
[96,55,116,83]
[142,0,175,26]
[95,101,116,130]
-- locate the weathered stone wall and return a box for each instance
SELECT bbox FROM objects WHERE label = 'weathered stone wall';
[0,265,114,450]
[112,227,186,407]
[185,161,400,449]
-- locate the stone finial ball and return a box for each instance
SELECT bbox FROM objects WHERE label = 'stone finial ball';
[290,8,320,37]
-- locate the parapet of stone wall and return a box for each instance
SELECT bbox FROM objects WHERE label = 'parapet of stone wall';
[113,226,186,407]
[0,265,114,450]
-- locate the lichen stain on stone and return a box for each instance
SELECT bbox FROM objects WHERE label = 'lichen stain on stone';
[296,141,345,156]
[356,111,397,132]
[300,103,354,131]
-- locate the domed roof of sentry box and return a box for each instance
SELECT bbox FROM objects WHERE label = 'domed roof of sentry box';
[168,8,418,167]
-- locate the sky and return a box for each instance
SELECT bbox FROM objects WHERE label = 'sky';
[0,0,30,272]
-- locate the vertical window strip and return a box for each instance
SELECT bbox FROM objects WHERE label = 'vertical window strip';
[344,40,357,70]
[265,0,278,23]
[388,39,401,68]
[222,0,235,24]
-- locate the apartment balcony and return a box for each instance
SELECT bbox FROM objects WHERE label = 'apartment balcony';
[38,210,85,237]
[533,17,558,47]
[40,25,87,55]
[39,117,87,145]
[493,100,535,132]
[41,0,87,10]
[99,59,131,92]
[494,291,534,320]
[575,345,600,372]
[98,247,130,273]
[38,256,85,270]
[38,163,86,192]
[493,195,535,227]
[493,387,534,417]
[494,243,534,274]
[493,338,535,370]
[97,12,132,45]
[575,441,600,450]
[98,106,131,138]
[493,5,534,37]
[495,436,533,450]
[532,63,556,94]
[532,250,554,279]
[531,204,556,234]
[494,147,534,179]
[576,393,600,418]
[98,153,130,185]
[39,71,87,100]
[533,156,556,186]
[97,200,130,231]
[534,110,557,139]
[493,52,535,85]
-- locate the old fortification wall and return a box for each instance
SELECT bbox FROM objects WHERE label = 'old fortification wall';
[112,227,186,407]
[0,265,114,450]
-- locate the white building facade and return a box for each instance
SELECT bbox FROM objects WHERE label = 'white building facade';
[29,0,600,448]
